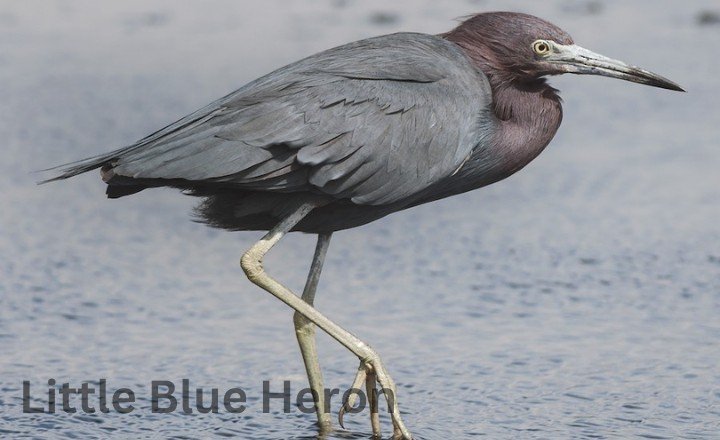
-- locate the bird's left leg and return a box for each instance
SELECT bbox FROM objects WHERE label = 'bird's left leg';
[240,202,412,439]
[294,232,332,430]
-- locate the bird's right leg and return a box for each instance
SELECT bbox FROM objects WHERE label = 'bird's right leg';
[240,202,412,439]
[294,232,332,430]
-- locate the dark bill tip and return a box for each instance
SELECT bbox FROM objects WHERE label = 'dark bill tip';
[630,70,685,92]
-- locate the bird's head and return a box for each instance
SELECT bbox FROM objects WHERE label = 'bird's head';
[444,12,684,91]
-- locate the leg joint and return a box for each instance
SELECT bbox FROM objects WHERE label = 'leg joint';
[293,312,314,335]
[360,349,380,367]
[240,250,263,281]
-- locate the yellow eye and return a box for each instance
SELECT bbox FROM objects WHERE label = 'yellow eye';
[532,40,552,56]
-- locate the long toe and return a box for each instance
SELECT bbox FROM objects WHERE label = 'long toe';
[339,357,412,439]
[368,359,412,440]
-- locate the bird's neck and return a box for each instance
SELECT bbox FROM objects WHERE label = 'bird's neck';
[487,78,563,176]
[442,33,563,177]
[443,76,564,197]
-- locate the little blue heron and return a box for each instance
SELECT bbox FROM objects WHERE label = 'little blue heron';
[44,12,683,439]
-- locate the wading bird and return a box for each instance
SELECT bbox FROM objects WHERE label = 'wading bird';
[44,12,683,439]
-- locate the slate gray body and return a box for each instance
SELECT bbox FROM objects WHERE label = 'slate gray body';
[46,32,548,233]
[44,11,682,234]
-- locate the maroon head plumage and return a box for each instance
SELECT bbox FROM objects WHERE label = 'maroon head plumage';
[444,12,683,91]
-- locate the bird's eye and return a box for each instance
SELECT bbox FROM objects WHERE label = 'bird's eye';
[532,40,552,56]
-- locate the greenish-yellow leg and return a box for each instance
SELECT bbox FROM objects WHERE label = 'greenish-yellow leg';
[240,202,411,439]
[294,232,332,430]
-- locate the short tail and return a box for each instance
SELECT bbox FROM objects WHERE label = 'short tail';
[38,149,124,184]
[38,147,149,198]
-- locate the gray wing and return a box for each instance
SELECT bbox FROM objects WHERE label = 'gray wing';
[55,33,495,206]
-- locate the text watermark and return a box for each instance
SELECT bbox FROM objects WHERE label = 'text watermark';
[22,379,395,415]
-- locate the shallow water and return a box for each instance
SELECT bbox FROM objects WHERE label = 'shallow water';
[1,0,719,438]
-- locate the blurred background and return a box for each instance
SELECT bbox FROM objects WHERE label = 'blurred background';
[1,0,719,438]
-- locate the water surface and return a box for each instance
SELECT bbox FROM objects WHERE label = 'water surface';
[1,0,719,438]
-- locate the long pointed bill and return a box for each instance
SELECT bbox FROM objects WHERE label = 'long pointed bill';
[548,43,685,92]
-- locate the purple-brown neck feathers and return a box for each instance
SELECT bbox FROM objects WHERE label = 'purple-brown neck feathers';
[443,12,568,185]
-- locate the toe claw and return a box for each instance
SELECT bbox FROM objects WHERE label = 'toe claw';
[338,403,348,429]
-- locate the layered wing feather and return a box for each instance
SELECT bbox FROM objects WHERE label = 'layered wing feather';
[48,32,495,205]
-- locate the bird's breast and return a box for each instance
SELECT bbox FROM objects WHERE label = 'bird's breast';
[429,86,563,201]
